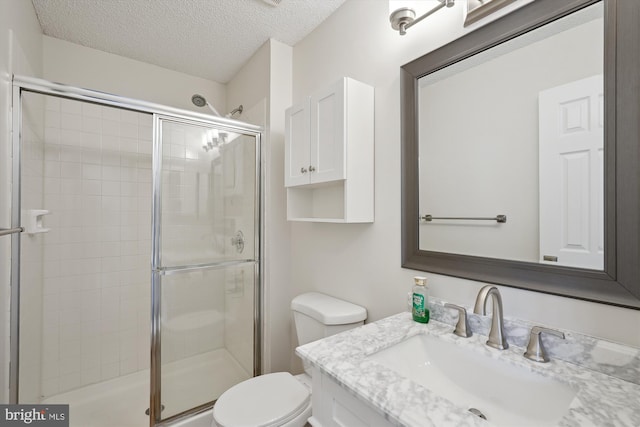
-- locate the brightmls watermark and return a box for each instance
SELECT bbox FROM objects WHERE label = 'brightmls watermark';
[0,405,68,426]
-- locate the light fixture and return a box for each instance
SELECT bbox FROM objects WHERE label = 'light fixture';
[389,0,455,35]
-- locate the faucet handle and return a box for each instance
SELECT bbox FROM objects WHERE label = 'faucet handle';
[524,326,565,363]
[444,303,472,338]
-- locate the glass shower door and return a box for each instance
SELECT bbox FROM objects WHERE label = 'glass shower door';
[151,117,260,423]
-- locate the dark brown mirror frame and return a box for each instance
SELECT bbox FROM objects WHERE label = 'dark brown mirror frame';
[401,0,640,309]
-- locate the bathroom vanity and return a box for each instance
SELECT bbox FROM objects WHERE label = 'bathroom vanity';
[296,307,640,426]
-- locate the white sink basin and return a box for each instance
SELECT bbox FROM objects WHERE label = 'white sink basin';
[367,334,578,426]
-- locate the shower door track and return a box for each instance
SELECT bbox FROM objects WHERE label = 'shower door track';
[12,75,255,131]
[10,75,264,427]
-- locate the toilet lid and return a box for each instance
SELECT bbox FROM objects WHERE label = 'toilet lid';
[214,372,310,427]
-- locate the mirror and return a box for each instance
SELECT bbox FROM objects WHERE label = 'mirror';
[418,3,603,270]
[401,0,640,309]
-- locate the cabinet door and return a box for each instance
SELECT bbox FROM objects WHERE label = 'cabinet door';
[310,79,346,183]
[312,370,394,427]
[285,99,311,187]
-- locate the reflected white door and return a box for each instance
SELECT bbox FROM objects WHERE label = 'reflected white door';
[539,75,603,269]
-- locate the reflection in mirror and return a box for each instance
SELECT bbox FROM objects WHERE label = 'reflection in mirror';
[418,2,603,269]
[401,0,640,308]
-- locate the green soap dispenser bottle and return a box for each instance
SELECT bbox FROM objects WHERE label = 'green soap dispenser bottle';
[412,276,430,323]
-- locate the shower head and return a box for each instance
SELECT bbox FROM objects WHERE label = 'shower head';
[191,94,221,116]
[191,95,243,119]
[191,94,207,108]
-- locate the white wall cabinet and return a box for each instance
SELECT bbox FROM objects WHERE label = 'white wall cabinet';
[285,77,374,223]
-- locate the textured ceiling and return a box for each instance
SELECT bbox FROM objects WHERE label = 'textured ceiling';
[31,0,347,83]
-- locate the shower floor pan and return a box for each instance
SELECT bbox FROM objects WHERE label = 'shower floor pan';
[42,348,250,427]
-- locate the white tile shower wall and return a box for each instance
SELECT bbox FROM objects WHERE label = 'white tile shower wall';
[39,97,152,398]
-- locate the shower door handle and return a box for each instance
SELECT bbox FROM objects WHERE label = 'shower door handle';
[0,227,23,237]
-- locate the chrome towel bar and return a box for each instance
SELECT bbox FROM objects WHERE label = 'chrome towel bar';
[421,215,507,223]
[0,227,24,237]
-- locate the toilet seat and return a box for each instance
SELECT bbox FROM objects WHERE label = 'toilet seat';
[213,372,311,427]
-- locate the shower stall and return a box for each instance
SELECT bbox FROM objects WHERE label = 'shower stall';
[6,76,262,427]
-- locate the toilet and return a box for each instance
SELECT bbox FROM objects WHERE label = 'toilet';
[212,292,367,427]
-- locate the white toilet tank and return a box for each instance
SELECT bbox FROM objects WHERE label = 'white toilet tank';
[291,292,367,347]
[212,293,366,427]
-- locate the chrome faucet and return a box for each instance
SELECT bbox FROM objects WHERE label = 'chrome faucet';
[524,326,565,363]
[444,303,472,338]
[473,286,508,350]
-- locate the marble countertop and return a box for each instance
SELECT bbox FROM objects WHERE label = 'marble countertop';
[296,312,640,427]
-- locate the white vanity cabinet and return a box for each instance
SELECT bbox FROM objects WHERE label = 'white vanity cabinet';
[309,368,393,427]
[285,77,374,222]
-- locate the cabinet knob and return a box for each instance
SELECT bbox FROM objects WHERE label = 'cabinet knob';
[300,167,308,174]
[309,165,316,172]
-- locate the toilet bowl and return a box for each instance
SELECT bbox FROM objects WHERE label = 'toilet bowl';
[213,372,311,427]
[212,292,367,427]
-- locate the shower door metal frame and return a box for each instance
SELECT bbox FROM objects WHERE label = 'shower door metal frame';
[9,76,264,427]
[150,114,262,426]
[8,83,23,404]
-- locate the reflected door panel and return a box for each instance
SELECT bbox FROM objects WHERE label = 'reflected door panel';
[417,2,604,266]
[539,75,604,269]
